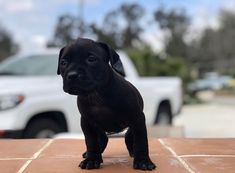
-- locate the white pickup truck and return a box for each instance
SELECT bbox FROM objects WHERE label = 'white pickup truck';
[0,49,182,138]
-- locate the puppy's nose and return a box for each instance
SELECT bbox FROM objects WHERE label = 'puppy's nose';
[67,71,78,80]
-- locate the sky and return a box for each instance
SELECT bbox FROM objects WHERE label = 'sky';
[0,0,235,53]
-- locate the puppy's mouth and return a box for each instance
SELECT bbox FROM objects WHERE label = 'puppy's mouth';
[63,83,96,96]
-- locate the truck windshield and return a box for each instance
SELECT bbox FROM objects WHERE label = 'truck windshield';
[0,55,58,76]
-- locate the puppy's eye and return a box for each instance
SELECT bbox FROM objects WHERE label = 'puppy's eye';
[60,59,68,66]
[87,56,97,64]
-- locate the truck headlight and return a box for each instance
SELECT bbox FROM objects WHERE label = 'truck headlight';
[0,95,25,111]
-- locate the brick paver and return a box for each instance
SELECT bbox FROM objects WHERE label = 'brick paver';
[0,138,234,173]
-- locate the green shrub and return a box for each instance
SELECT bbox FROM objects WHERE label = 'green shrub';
[126,48,190,82]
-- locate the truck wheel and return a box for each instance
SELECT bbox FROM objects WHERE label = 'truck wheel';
[23,118,64,138]
[155,104,172,125]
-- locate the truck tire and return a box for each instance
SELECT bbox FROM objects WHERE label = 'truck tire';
[23,118,64,138]
[155,103,172,125]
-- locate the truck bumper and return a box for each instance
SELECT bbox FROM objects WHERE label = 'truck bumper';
[0,129,23,138]
[0,109,25,138]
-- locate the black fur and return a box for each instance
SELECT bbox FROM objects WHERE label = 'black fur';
[57,38,156,170]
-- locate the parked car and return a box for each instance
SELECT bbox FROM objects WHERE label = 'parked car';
[188,72,232,92]
[228,79,235,88]
[0,49,182,138]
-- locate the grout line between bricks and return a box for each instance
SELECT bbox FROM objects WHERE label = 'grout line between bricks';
[158,139,195,173]
[32,139,54,159]
[0,158,30,161]
[17,139,53,173]
[179,154,235,158]
[17,160,32,173]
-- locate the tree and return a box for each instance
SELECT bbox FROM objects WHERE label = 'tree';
[119,3,145,48]
[91,3,145,49]
[190,28,220,74]
[0,25,18,62]
[126,47,155,76]
[154,8,190,59]
[90,11,121,49]
[127,46,189,84]
[188,10,235,75]
[47,14,88,47]
[217,10,235,74]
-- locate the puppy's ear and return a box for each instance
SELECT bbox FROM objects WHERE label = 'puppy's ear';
[57,47,65,75]
[97,42,125,76]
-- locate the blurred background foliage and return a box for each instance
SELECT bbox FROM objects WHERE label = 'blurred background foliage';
[0,24,18,62]
[1,2,235,84]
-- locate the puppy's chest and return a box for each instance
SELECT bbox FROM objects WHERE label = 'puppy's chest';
[87,104,127,132]
[85,93,119,117]
[90,107,127,132]
[81,92,128,132]
[88,105,117,121]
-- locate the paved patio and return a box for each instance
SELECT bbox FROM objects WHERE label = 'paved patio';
[0,138,235,173]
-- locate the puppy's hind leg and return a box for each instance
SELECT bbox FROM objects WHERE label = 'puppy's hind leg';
[132,112,156,170]
[125,128,134,157]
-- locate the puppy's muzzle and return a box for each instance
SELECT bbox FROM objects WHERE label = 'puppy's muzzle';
[67,71,86,81]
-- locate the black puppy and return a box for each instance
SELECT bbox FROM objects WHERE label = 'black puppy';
[57,38,156,170]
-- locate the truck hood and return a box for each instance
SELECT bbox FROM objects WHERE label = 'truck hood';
[134,76,182,90]
[0,76,62,95]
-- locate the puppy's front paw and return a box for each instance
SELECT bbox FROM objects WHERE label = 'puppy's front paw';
[82,151,87,158]
[79,158,102,169]
[133,157,156,171]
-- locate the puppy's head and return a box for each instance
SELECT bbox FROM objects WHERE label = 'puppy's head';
[57,38,125,96]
